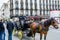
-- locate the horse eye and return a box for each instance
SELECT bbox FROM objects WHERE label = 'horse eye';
[53,22,55,23]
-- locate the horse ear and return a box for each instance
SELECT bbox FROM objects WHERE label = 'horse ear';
[50,18,55,20]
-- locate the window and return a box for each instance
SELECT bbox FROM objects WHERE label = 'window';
[2,13,4,15]
[10,11,13,16]
[10,3,13,9]
[39,0,41,10]
[20,0,23,9]
[26,0,28,9]
[15,1,18,8]
[15,0,18,1]
[55,5,57,10]
[30,0,32,3]
[26,0,28,3]
[49,0,51,5]
[52,5,54,10]
[35,10,37,16]
[30,0,32,9]
[35,0,37,10]
[30,10,32,16]
[40,10,42,15]
[21,4,23,9]
[49,3,51,11]
[41,11,43,15]
[20,10,24,15]
[58,0,59,10]
[10,0,13,3]
[15,10,18,15]
[26,10,28,16]
[43,11,45,15]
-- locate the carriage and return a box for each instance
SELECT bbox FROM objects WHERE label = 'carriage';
[13,16,59,40]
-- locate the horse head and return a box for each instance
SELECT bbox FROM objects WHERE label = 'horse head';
[50,18,59,29]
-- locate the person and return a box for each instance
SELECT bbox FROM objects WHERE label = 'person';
[40,17,42,21]
[19,14,27,20]
[19,14,27,29]
[0,19,5,40]
[13,19,23,40]
[1,19,6,40]
[13,19,18,35]
[6,19,14,40]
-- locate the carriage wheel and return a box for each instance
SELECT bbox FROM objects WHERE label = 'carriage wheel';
[18,30,23,40]
[13,28,16,36]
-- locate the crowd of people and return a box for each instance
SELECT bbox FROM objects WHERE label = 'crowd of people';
[0,18,15,40]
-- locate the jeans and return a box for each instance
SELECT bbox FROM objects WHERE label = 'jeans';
[0,32,2,40]
[8,30,13,40]
[0,31,5,40]
[2,31,5,40]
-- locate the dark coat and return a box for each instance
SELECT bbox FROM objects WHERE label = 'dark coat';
[0,21,5,32]
[7,21,14,30]
[14,22,19,30]
[19,16,27,20]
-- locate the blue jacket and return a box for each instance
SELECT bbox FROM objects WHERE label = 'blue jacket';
[0,21,5,32]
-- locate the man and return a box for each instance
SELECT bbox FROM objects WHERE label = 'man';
[19,14,27,22]
[1,19,6,40]
[19,14,27,29]
[6,19,14,40]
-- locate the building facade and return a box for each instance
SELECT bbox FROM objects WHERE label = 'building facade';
[1,1,10,20]
[10,0,60,18]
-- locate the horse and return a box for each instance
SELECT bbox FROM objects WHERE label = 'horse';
[30,18,59,40]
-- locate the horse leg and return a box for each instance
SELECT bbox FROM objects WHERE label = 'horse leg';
[44,32,47,40]
[33,33,35,40]
[40,32,43,40]
[32,31,36,40]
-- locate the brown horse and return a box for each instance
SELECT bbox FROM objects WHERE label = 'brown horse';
[30,18,59,40]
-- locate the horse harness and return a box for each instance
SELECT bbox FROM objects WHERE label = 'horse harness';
[35,21,49,32]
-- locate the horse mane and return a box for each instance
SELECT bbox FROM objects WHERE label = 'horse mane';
[44,18,55,27]
[44,19,51,27]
